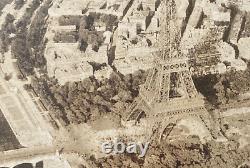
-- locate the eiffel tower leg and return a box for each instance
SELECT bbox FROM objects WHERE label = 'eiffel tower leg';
[126,98,142,121]
[181,70,198,98]
[158,117,180,143]
[126,97,151,123]
[200,111,229,141]
[215,111,230,140]
[199,113,218,139]
[135,111,146,123]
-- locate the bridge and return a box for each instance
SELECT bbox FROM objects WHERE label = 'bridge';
[0,146,71,168]
[0,145,93,168]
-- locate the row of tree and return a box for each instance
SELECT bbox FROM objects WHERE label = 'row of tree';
[0,0,41,54]
[11,0,52,75]
[40,70,147,125]
[14,0,25,10]
[0,13,16,54]
[92,138,250,167]
[194,63,250,108]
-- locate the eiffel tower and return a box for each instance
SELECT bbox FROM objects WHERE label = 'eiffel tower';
[126,0,216,140]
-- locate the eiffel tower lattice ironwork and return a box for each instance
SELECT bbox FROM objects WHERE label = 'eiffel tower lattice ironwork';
[126,0,214,137]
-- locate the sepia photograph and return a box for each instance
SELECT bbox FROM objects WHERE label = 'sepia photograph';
[0,0,250,167]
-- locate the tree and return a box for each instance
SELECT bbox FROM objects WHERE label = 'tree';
[14,0,25,9]
[5,13,15,23]
[79,15,88,30]
[92,138,250,168]
[214,78,227,105]
[79,39,88,52]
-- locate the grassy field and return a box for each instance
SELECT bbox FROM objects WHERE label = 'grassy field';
[0,109,21,151]
[0,0,13,15]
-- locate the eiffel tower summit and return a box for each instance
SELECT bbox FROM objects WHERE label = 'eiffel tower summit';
[126,0,215,137]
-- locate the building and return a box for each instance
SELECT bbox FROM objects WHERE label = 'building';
[45,42,109,84]
[88,0,134,18]
[189,43,221,68]
[128,10,151,32]
[186,3,203,28]
[117,21,137,39]
[140,0,156,11]
[48,0,88,17]
[240,12,250,38]
[211,6,231,26]
[238,37,250,61]
[228,11,246,44]
[113,40,156,74]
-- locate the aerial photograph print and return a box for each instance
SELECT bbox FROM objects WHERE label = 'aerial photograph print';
[0,0,250,167]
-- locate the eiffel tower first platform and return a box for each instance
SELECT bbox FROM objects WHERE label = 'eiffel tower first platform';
[126,0,217,139]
